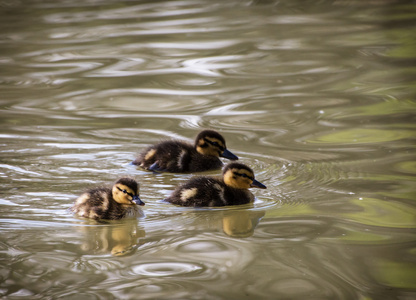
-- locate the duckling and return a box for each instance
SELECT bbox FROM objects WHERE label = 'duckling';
[132,129,238,173]
[71,177,145,220]
[165,162,266,207]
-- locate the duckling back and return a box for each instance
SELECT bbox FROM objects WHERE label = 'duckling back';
[133,130,238,173]
[133,140,223,173]
[165,177,254,207]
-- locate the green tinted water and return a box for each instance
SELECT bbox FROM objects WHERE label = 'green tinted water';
[1,0,415,299]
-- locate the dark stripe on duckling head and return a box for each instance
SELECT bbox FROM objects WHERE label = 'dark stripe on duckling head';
[203,137,225,151]
[198,142,209,148]
[116,186,134,198]
[232,170,254,181]
[222,162,254,176]
[195,130,226,146]
[115,178,139,194]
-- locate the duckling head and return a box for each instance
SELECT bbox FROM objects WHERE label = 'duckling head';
[223,162,267,190]
[195,130,238,160]
[112,177,145,206]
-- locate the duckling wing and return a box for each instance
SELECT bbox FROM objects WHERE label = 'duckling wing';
[72,188,139,220]
[166,177,227,207]
[71,188,113,220]
[134,141,194,172]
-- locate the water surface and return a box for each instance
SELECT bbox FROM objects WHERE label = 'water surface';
[1,0,415,299]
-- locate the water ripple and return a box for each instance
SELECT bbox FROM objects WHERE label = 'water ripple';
[1,1,415,299]
[131,262,204,277]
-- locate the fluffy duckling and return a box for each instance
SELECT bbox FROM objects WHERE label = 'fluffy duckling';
[165,162,266,207]
[132,130,238,173]
[71,177,145,220]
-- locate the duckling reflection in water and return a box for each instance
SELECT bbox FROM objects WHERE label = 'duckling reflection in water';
[222,210,264,238]
[78,219,146,256]
[132,129,238,173]
[71,177,145,220]
[165,162,266,207]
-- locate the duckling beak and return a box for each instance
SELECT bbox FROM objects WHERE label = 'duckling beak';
[132,195,145,206]
[251,179,267,189]
[220,149,239,160]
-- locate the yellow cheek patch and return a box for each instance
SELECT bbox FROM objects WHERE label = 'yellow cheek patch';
[223,170,238,188]
[113,184,137,204]
[197,137,224,156]
[180,188,198,201]
[197,138,205,146]
[144,149,157,161]
[224,168,254,189]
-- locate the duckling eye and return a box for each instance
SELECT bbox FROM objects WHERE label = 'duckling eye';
[204,138,224,151]
[233,171,254,180]
[213,142,224,151]
[117,187,133,197]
